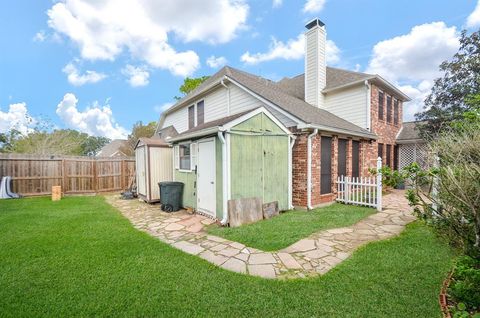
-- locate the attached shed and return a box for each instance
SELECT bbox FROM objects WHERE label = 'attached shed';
[135,138,173,203]
[169,107,293,225]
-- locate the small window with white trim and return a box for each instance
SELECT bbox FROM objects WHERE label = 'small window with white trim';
[190,143,197,171]
[179,143,191,171]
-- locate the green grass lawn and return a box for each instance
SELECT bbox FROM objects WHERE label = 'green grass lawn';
[0,196,453,317]
[207,203,375,251]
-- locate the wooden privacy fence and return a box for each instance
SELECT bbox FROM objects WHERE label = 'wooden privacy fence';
[336,157,382,211]
[0,154,135,196]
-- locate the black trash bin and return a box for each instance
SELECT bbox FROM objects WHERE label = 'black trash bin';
[158,181,184,212]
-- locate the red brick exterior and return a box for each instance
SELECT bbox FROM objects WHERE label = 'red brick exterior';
[291,83,404,209]
[369,84,403,169]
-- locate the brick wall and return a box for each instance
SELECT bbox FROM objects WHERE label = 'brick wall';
[292,131,308,207]
[369,84,403,169]
[292,130,369,208]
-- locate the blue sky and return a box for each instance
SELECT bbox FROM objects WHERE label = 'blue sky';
[0,0,479,139]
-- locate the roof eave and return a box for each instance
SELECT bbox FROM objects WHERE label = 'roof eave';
[322,77,375,94]
[396,138,426,144]
[369,75,411,101]
[168,127,220,143]
[297,123,378,140]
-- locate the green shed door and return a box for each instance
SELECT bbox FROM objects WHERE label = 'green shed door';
[262,135,288,209]
[230,113,289,211]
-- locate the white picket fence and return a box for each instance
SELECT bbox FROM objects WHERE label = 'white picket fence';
[336,157,382,211]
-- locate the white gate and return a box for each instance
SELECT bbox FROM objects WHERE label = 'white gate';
[336,157,382,211]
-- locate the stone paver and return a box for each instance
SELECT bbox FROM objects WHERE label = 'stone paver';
[277,252,302,269]
[248,253,277,265]
[106,190,414,279]
[221,258,247,273]
[172,241,204,255]
[248,264,276,278]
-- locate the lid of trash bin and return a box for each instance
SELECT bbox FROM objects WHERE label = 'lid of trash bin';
[158,181,184,186]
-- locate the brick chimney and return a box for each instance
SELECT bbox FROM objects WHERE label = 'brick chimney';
[304,18,326,108]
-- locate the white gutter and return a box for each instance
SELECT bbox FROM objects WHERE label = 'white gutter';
[168,127,219,143]
[218,130,229,225]
[297,123,377,140]
[288,135,296,209]
[365,80,371,131]
[307,129,318,210]
[220,79,231,116]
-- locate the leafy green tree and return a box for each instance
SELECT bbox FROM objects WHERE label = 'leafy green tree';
[416,30,480,138]
[10,129,86,155]
[120,121,157,156]
[174,76,209,100]
[81,136,110,156]
[0,129,21,153]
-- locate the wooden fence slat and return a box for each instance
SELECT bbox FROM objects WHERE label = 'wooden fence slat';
[0,154,135,196]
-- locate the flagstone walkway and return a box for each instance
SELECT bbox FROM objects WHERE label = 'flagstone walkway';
[106,190,415,279]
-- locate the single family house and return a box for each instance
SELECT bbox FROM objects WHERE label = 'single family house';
[152,18,411,223]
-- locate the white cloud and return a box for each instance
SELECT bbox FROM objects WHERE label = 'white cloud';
[467,0,480,28]
[154,102,174,113]
[56,93,128,139]
[273,0,282,8]
[62,63,107,86]
[206,55,228,68]
[0,103,35,135]
[303,0,326,13]
[366,22,460,121]
[121,65,150,87]
[399,80,434,120]
[366,22,459,83]
[241,34,340,65]
[33,30,47,42]
[47,0,249,77]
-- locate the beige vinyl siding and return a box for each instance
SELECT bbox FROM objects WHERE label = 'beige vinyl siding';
[229,85,264,114]
[161,83,299,132]
[204,87,226,122]
[163,106,189,133]
[324,84,368,129]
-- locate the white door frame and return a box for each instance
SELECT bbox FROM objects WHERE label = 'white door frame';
[196,137,216,217]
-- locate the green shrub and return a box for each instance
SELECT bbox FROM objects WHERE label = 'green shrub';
[449,256,480,312]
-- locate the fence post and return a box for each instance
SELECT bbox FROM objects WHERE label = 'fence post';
[62,159,67,194]
[376,157,382,212]
[432,155,439,215]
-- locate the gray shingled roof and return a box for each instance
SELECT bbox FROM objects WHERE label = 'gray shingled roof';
[97,139,129,157]
[155,125,178,140]
[277,67,374,100]
[397,121,425,143]
[224,67,376,138]
[162,66,377,139]
[172,110,252,140]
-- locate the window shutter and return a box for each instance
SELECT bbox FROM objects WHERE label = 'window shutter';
[174,145,179,169]
[190,143,197,171]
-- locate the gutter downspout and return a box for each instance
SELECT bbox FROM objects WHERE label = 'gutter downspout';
[220,79,231,116]
[288,135,296,209]
[218,130,229,225]
[307,128,318,210]
[365,80,371,131]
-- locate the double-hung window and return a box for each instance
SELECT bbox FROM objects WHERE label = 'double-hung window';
[178,144,191,171]
[175,143,197,171]
[197,101,204,125]
[386,95,392,123]
[187,100,205,130]
[393,99,399,125]
[378,91,384,120]
[188,106,195,129]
